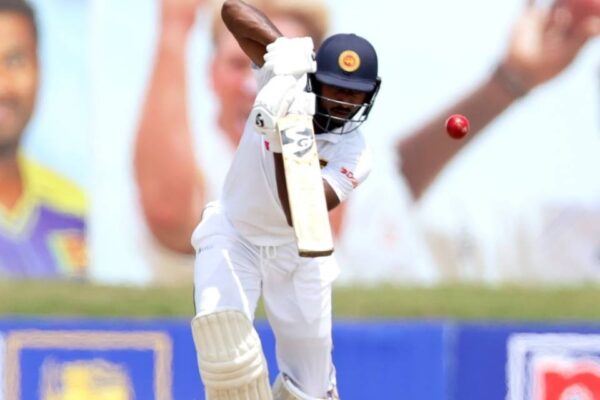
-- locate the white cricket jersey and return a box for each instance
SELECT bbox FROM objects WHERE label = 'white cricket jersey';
[220,120,372,247]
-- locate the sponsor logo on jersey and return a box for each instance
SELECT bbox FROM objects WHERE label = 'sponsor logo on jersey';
[340,167,358,188]
[507,333,600,400]
[338,50,361,73]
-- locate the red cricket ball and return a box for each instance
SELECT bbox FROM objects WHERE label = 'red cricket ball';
[555,0,600,26]
[445,114,470,139]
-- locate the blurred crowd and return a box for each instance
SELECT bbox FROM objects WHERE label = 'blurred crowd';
[1,0,599,286]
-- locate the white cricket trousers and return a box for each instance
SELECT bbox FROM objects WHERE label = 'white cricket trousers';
[192,202,340,397]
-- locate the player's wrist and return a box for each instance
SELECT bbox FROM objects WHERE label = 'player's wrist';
[160,10,198,39]
[491,63,531,100]
[160,24,195,50]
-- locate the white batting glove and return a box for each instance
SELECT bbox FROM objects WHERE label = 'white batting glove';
[249,74,315,153]
[253,63,275,93]
[285,74,315,117]
[263,37,316,77]
[249,74,298,152]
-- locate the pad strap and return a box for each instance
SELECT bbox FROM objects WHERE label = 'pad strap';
[272,374,339,400]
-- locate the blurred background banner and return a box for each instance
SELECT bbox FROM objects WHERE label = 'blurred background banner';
[3,318,600,399]
[456,324,600,400]
[3,1,599,398]
[12,0,600,285]
[0,318,183,400]
[506,332,600,400]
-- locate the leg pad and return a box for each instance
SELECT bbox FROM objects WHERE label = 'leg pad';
[192,310,272,400]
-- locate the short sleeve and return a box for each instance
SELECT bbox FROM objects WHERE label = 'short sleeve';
[321,139,372,203]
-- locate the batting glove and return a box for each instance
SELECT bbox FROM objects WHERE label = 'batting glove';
[263,37,316,77]
[249,74,315,153]
[249,74,298,152]
[288,89,315,117]
[254,62,275,93]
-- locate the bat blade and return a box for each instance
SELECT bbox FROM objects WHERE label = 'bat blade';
[277,114,334,257]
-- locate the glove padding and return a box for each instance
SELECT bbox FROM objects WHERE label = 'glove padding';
[254,37,316,93]
[263,37,316,77]
[253,63,275,93]
[249,74,315,153]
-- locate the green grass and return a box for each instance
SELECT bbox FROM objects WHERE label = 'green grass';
[333,284,600,321]
[0,280,196,318]
[1,280,600,321]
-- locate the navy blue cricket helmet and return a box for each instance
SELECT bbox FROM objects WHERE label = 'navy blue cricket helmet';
[310,33,381,133]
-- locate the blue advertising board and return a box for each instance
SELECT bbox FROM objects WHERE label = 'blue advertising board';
[0,319,447,400]
[453,323,600,400]
[2,318,600,399]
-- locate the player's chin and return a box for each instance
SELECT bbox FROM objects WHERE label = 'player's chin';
[331,107,352,117]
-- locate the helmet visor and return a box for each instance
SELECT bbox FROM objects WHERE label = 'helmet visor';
[314,71,377,92]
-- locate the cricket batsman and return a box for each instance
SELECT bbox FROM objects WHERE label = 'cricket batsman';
[190,0,381,398]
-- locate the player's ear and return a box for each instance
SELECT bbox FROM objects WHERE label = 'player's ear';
[368,77,382,102]
[363,77,381,118]
[308,74,320,95]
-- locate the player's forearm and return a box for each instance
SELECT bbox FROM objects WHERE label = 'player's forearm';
[328,202,346,238]
[323,180,341,211]
[221,0,282,66]
[134,28,204,253]
[396,69,519,200]
[273,153,293,226]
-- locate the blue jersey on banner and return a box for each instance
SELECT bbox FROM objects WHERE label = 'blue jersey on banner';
[0,155,87,279]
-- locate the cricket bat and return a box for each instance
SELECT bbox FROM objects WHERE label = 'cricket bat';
[276,113,334,257]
